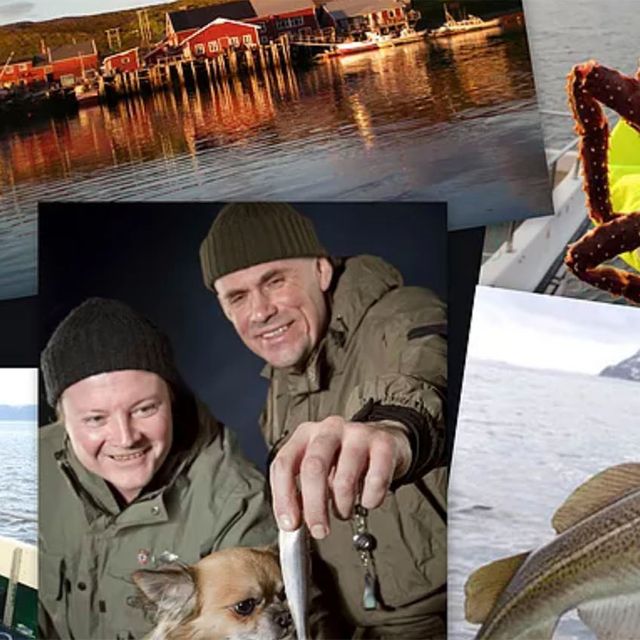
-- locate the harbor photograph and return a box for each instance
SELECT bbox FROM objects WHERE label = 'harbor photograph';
[449,286,640,640]
[0,0,551,300]
[0,368,37,640]
[480,0,640,308]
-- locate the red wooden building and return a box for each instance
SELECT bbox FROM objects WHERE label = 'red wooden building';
[167,1,256,46]
[0,57,48,86]
[47,40,99,82]
[324,0,411,37]
[102,48,141,74]
[166,0,327,46]
[249,0,327,42]
[181,18,261,58]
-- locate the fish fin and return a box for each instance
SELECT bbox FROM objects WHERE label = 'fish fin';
[464,551,530,624]
[578,593,640,640]
[516,618,558,640]
[552,463,640,533]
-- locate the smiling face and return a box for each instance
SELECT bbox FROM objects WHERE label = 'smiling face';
[215,257,333,370]
[60,370,173,504]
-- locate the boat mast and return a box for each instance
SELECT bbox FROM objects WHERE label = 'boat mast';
[0,51,15,81]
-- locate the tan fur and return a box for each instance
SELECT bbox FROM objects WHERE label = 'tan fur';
[134,546,294,640]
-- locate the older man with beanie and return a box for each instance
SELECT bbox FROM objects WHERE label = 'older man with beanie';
[200,203,447,639]
[39,297,276,639]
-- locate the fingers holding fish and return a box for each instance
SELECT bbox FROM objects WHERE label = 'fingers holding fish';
[270,416,413,539]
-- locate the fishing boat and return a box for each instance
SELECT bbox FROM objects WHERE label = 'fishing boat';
[74,82,99,107]
[479,109,597,297]
[0,536,37,639]
[429,4,501,39]
[325,29,427,57]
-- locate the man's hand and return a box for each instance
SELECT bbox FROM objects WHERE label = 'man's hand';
[269,415,412,539]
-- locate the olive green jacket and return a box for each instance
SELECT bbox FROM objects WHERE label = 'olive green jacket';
[39,397,276,640]
[261,255,447,639]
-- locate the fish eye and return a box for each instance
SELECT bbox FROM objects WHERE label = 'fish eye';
[233,598,257,616]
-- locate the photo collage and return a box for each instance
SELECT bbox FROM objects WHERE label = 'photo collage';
[0,0,638,638]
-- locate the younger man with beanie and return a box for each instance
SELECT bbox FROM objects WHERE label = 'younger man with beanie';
[200,203,447,639]
[39,298,276,639]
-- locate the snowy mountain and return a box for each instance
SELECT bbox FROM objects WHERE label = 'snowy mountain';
[600,350,640,381]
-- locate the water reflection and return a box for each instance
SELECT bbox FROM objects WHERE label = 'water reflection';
[0,35,551,298]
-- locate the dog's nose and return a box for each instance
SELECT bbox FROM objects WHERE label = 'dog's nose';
[276,610,292,629]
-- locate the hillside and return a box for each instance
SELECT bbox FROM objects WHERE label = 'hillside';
[600,350,640,382]
[0,405,37,420]
[0,0,524,60]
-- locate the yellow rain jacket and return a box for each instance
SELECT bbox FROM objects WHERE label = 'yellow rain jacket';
[608,120,640,271]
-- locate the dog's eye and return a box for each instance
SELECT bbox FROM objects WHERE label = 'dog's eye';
[233,598,257,616]
[277,588,286,602]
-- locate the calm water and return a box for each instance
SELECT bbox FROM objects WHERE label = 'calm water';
[525,0,638,148]
[0,29,551,298]
[449,359,640,640]
[0,421,37,545]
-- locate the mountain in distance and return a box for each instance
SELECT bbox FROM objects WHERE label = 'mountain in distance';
[0,405,37,421]
[600,350,640,382]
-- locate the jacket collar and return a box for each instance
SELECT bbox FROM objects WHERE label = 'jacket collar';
[261,255,402,394]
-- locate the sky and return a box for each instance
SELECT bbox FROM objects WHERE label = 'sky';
[0,0,164,25]
[0,368,37,405]
[467,286,640,375]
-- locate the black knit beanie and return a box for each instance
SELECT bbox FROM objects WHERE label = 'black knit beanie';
[41,298,182,407]
[199,202,327,290]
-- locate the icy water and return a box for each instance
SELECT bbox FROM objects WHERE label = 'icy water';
[0,421,37,545]
[0,29,550,299]
[449,359,640,640]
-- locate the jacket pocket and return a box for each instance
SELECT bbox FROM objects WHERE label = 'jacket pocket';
[368,478,446,609]
[38,552,70,639]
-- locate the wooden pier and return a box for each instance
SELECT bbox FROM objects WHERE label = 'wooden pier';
[99,38,294,101]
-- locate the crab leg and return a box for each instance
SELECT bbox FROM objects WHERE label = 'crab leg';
[565,212,640,302]
[567,61,614,225]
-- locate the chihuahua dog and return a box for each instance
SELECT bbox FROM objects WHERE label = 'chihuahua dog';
[133,546,295,640]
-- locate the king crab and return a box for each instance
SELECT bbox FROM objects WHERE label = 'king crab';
[564,60,640,303]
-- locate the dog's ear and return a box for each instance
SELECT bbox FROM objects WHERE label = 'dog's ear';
[132,564,197,618]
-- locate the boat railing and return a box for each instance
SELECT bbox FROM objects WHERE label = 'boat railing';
[540,109,580,183]
[483,109,581,260]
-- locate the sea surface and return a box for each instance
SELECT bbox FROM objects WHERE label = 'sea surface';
[449,358,640,640]
[0,421,37,545]
[0,22,551,299]
[525,0,638,148]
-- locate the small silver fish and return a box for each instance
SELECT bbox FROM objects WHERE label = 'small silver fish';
[279,526,310,640]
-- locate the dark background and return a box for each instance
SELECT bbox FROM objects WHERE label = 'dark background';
[38,202,453,469]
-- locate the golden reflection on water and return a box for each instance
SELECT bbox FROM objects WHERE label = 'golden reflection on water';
[0,36,536,192]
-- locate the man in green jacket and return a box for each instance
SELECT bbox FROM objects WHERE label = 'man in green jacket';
[39,297,277,639]
[200,203,447,639]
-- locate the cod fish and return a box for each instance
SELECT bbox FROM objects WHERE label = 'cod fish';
[464,462,640,640]
[279,526,310,640]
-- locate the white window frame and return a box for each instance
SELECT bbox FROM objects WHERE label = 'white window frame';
[194,43,205,55]
[122,56,130,64]
[242,34,253,45]
[208,41,219,52]
[229,36,240,46]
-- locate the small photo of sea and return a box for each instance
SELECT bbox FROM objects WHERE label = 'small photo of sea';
[449,287,640,640]
[0,369,37,546]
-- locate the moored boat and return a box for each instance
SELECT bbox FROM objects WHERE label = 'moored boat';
[0,536,37,639]
[428,4,501,38]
